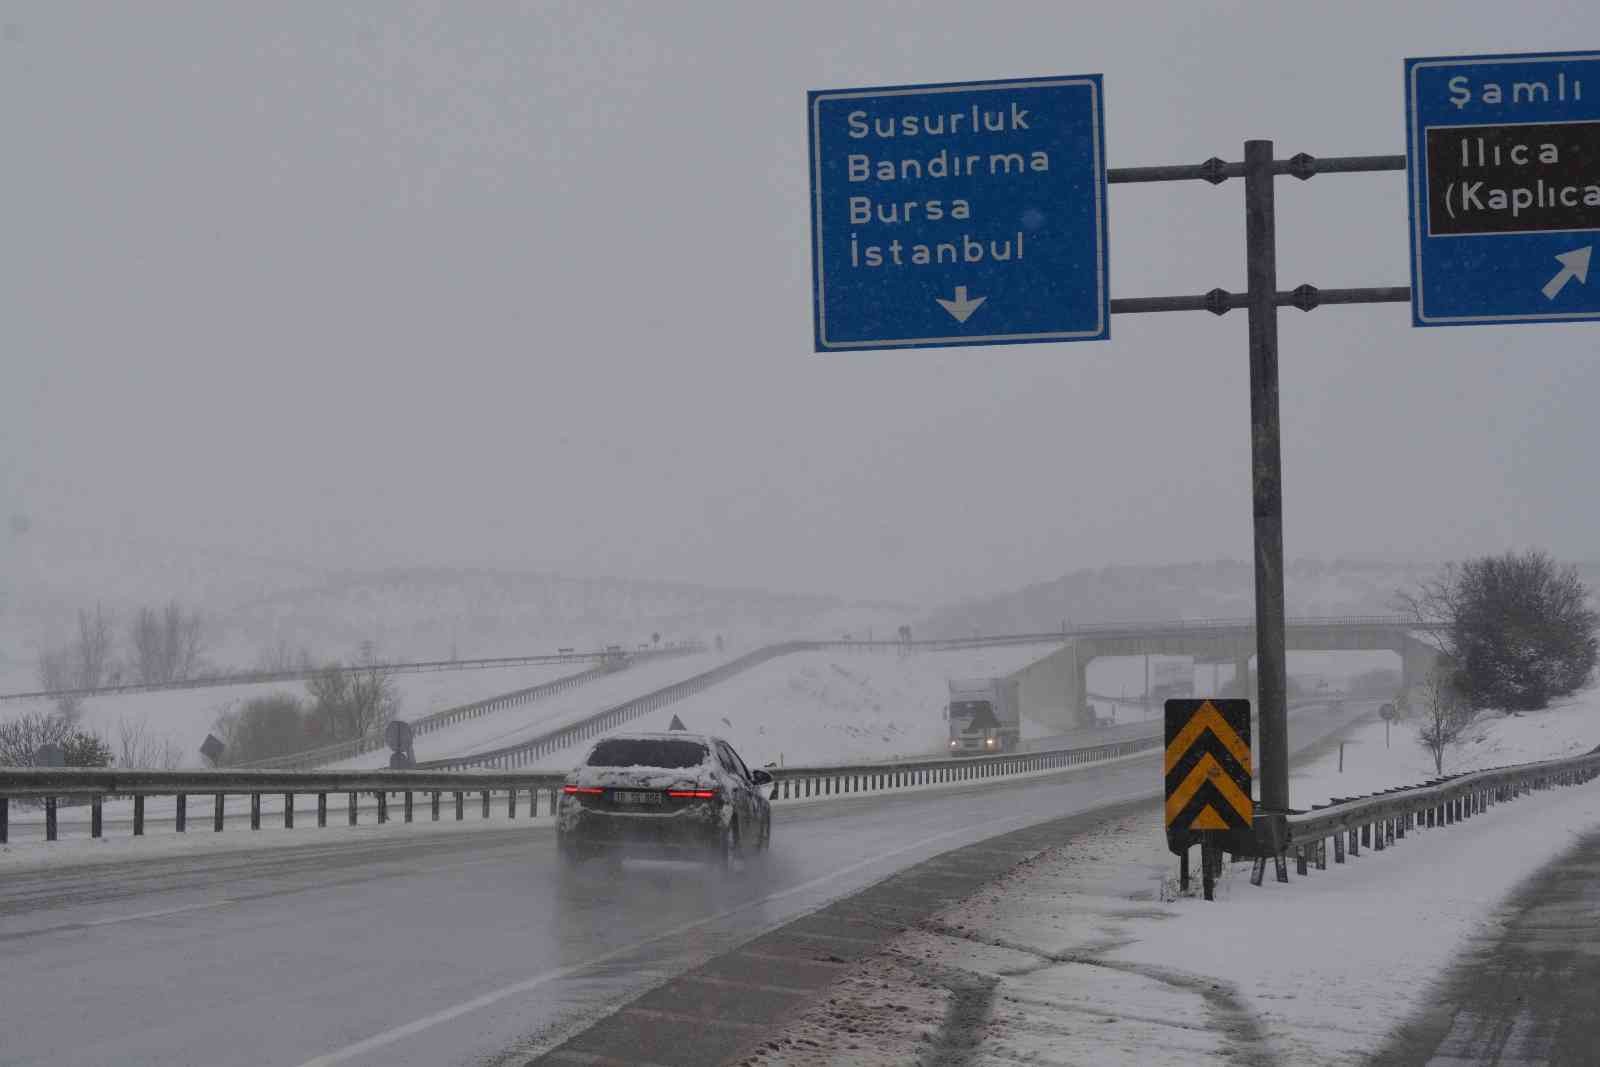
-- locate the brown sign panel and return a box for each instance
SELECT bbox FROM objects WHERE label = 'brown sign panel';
[1165,699,1253,855]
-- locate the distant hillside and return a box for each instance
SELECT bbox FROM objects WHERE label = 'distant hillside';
[0,520,908,680]
[921,558,1600,639]
[226,567,905,661]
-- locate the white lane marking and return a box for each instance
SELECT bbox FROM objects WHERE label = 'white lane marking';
[294,789,1151,1067]
[82,899,235,927]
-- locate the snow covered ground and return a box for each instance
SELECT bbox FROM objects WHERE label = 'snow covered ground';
[0,660,592,768]
[747,688,1600,1065]
[526,643,1070,771]
[324,651,728,769]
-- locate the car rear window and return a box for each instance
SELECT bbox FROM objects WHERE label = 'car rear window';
[586,738,709,769]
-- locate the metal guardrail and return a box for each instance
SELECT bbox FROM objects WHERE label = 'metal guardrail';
[1248,749,1600,884]
[0,643,704,703]
[0,727,1162,844]
[769,734,1162,801]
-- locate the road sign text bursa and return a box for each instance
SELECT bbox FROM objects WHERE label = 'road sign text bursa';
[808,76,1109,351]
[1407,51,1600,326]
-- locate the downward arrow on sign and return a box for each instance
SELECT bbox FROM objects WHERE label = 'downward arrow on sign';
[936,286,987,323]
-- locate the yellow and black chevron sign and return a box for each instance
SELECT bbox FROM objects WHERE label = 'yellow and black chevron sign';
[1164,699,1253,855]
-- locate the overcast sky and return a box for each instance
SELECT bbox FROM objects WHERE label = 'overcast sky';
[4,2,1599,606]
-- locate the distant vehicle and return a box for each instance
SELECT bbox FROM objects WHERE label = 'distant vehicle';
[947,678,1021,756]
[556,732,773,867]
[1148,657,1195,703]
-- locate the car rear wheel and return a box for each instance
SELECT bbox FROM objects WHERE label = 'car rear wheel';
[718,819,740,870]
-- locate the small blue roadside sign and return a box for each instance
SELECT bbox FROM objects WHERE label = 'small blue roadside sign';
[808,75,1108,351]
[1406,51,1600,327]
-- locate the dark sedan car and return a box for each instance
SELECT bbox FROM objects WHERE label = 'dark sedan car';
[556,732,774,866]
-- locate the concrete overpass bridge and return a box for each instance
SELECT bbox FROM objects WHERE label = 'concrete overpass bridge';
[994,616,1444,731]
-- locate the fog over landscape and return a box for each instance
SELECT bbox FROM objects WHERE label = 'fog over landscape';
[5,1,1599,641]
[8,7,1600,1067]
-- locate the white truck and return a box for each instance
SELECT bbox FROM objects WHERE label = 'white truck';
[946,677,1021,757]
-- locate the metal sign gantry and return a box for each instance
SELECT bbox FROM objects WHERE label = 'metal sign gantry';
[807,51,1590,889]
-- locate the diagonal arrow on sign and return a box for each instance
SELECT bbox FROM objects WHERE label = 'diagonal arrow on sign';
[1542,245,1592,301]
[1164,700,1252,775]
[1164,751,1255,827]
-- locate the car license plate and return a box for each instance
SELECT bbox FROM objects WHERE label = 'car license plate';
[612,790,662,806]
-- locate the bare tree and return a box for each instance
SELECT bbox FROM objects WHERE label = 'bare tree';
[213,694,309,764]
[129,601,206,684]
[75,605,114,690]
[255,639,313,675]
[36,647,85,720]
[1415,663,1474,775]
[305,664,399,742]
[115,714,184,770]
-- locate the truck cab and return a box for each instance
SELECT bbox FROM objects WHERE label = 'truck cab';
[946,678,1021,756]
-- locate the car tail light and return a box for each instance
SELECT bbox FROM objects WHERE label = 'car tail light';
[562,785,603,795]
[666,789,718,799]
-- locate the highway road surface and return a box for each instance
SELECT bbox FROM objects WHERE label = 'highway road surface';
[0,702,1372,1067]
[1374,823,1600,1066]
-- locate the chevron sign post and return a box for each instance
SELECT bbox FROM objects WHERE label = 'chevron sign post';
[1165,699,1254,899]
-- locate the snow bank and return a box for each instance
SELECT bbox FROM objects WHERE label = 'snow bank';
[0,661,586,769]
[747,688,1600,1065]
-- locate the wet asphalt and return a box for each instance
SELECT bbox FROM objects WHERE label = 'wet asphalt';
[1373,825,1600,1067]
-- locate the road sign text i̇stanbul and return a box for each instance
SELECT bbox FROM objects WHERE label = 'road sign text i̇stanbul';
[808,75,1109,351]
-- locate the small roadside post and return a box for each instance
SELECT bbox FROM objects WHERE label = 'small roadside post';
[1165,699,1254,900]
[1381,702,1398,748]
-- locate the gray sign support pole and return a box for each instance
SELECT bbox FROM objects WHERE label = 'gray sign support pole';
[1243,140,1288,816]
[1104,147,1408,861]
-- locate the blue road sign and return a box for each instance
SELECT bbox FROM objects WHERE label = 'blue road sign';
[1406,51,1600,327]
[808,75,1108,351]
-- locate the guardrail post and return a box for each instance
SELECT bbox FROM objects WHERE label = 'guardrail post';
[455,791,464,821]
[1316,839,1327,870]
[1361,823,1371,848]
[1273,851,1289,883]
[93,796,104,838]
[1374,820,1385,850]
[45,796,56,841]
[1396,813,1406,839]
[0,797,7,844]
[284,793,294,829]
[508,788,516,819]
[131,795,143,836]
[349,791,358,826]
[377,791,387,824]
[175,794,186,833]
[250,793,260,830]
[318,793,327,828]
[481,790,490,819]
[404,790,414,823]
[215,793,224,832]
[1333,833,1345,863]
[431,790,440,821]
[1295,846,1308,876]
